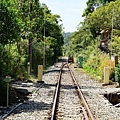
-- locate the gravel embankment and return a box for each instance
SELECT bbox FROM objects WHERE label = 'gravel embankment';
[56,65,85,120]
[70,64,120,120]
[1,62,120,120]
[2,63,62,120]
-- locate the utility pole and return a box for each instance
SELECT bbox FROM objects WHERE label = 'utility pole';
[43,7,45,68]
[28,1,33,74]
[111,6,114,56]
[110,6,114,68]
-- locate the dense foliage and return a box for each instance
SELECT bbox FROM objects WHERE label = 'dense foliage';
[0,0,64,78]
[65,0,120,82]
[115,64,120,86]
[0,0,120,106]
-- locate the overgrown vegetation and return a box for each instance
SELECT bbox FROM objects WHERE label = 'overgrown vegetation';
[0,0,64,105]
[0,0,64,78]
[0,0,120,106]
[64,0,120,84]
[0,78,7,105]
[115,64,120,86]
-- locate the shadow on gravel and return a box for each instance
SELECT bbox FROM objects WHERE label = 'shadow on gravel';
[62,69,69,73]
[80,85,100,89]
[41,82,56,89]
[60,84,75,89]
[9,101,51,115]
[42,82,76,90]
[45,69,60,74]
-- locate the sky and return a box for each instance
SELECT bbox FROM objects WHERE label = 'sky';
[40,0,87,32]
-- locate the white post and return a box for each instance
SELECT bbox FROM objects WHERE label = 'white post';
[104,67,109,85]
[38,65,43,82]
[5,76,11,107]
[28,62,30,79]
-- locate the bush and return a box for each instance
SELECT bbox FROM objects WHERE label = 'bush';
[0,78,7,106]
[109,68,115,82]
[83,48,116,82]
[115,64,120,86]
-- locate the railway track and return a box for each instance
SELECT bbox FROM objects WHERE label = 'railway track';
[50,63,95,120]
[1,83,45,120]
[1,63,62,120]
[1,60,120,120]
[1,62,95,120]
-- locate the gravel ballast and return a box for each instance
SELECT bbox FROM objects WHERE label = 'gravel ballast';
[1,62,120,120]
[70,64,120,120]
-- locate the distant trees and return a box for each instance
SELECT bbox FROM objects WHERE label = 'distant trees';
[63,32,72,56]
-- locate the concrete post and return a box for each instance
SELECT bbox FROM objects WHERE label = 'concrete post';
[28,62,30,78]
[5,76,11,107]
[104,67,109,85]
[115,56,118,67]
[38,65,43,82]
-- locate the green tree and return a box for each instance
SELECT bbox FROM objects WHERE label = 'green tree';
[0,1,20,45]
[88,0,120,38]
[0,0,64,77]
[0,0,22,76]
[82,0,116,17]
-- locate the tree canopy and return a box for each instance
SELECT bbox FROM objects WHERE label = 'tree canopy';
[65,0,120,80]
[0,0,64,77]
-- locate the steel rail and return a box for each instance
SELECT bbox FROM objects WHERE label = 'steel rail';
[1,83,44,120]
[69,66,95,120]
[1,103,23,120]
[50,63,64,120]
